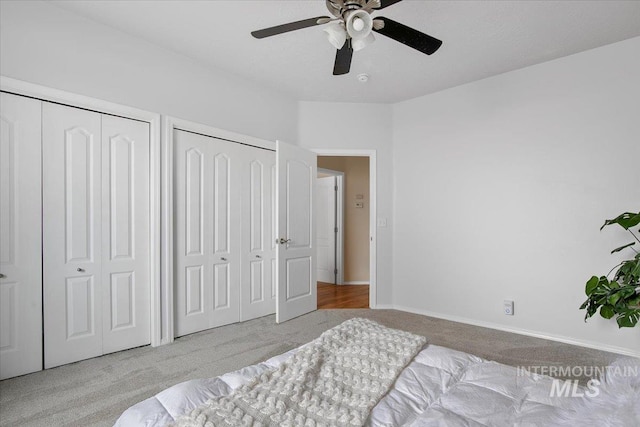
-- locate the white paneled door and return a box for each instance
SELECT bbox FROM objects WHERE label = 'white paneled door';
[316,176,336,284]
[0,93,43,380]
[276,141,317,323]
[101,115,150,354]
[43,103,150,368]
[240,145,276,321]
[43,104,102,368]
[174,130,242,336]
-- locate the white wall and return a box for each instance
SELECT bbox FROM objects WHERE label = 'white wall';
[298,102,393,306]
[392,36,640,356]
[0,0,297,142]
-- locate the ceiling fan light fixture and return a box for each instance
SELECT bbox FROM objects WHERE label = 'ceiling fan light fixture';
[352,32,375,51]
[346,9,373,40]
[324,23,347,49]
[352,17,365,31]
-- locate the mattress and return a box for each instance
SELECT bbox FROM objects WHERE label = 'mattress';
[115,343,579,426]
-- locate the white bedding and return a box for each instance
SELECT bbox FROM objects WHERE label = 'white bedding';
[171,318,426,426]
[115,343,580,427]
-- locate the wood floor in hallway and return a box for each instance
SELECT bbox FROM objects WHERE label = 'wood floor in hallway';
[317,281,370,309]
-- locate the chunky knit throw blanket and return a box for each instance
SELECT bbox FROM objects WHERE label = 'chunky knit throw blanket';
[172,318,426,427]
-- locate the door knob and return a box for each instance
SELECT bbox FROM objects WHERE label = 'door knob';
[77,268,85,272]
[221,257,227,261]
[278,238,291,244]
[0,273,5,279]
[255,255,261,258]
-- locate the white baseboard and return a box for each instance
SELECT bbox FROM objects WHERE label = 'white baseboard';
[372,304,640,358]
[373,304,395,309]
[343,281,369,285]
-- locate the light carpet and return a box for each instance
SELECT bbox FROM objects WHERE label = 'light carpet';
[0,309,622,426]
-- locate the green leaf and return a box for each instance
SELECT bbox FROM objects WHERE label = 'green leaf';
[579,299,589,310]
[585,276,599,295]
[608,292,621,306]
[614,258,640,284]
[616,309,640,328]
[601,212,640,230]
[611,242,636,254]
[630,259,640,278]
[620,287,637,298]
[600,305,616,319]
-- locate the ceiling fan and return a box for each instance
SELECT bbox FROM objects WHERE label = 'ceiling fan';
[251,0,442,76]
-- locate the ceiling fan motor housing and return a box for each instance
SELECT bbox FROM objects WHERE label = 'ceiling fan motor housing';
[327,0,371,19]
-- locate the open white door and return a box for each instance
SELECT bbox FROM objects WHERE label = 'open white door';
[276,141,317,323]
[316,176,336,284]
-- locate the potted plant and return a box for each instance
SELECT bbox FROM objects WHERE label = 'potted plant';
[580,212,640,328]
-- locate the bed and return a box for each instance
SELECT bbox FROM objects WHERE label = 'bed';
[115,318,640,426]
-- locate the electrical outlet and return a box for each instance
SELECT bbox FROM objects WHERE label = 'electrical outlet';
[504,300,514,316]
[377,218,387,227]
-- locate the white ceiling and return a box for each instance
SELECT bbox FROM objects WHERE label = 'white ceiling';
[50,0,640,104]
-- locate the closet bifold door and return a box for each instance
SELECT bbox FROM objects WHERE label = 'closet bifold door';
[0,93,43,380]
[240,146,276,321]
[101,115,150,354]
[174,130,241,337]
[43,103,103,368]
[43,104,150,368]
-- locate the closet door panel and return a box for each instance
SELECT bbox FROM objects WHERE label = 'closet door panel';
[240,148,275,321]
[101,115,150,354]
[43,103,103,369]
[0,93,42,380]
[209,143,240,328]
[174,132,210,336]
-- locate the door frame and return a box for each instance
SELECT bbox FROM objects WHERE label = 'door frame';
[312,149,377,308]
[316,168,345,285]
[161,116,275,344]
[0,76,163,347]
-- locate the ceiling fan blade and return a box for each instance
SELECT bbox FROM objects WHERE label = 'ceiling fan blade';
[333,41,353,75]
[378,0,403,9]
[251,16,331,39]
[373,17,442,55]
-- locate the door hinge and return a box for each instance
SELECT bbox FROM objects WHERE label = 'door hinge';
[334,269,338,274]
[334,227,338,233]
[334,185,338,191]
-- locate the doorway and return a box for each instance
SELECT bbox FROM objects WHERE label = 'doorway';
[315,154,373,309]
